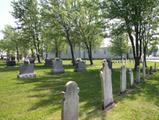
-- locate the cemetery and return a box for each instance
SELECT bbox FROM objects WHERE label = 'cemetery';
[0,0,159,120]
[0,59,159,120]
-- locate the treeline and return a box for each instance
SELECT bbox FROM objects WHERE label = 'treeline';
[0,0,159,68]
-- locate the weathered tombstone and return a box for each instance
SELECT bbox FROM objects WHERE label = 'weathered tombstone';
[44,59,53,67]
[128,69,134,87]
[17,64,36,78]
[100,60,114,110]
[53,58,64,73]
[62,81,79,120]
[136,66,140,83]
[120,66,127,94]
[74,58,86,72]
[150,66,153,74]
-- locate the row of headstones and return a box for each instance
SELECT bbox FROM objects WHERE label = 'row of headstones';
[61,60,158,120]
[17,58,86,78]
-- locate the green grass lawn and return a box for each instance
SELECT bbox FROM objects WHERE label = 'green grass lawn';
[0,60,159,120]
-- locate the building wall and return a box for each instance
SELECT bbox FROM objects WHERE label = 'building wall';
[44,47,133,59]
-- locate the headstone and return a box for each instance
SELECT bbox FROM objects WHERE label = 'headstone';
[44,59,53,67]
[74,58,86,72]
[128,69,134,87]
[120,66,127,94]
[53,58,64,73]
[17,64,36,78]
[136,66,140,83]
[6,56,16,66]
[100,60,114,110]
[62,81,79,120]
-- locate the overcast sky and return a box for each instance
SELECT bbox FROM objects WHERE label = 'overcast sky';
[0,0,15,39]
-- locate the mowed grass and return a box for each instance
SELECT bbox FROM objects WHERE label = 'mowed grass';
[0,60,159,120]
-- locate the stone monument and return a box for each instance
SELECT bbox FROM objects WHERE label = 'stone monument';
[62,81,79,120]
[100,60,114,110]
[53,58,64,73]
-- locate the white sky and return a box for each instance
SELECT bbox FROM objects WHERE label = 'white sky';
[0,0,15,39]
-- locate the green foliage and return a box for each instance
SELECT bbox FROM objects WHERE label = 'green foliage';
[111,33,129,58]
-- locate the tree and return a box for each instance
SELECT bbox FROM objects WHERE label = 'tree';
[74,0,103,65]
[102,0,159,69]
[111,33,129,61]
[41,0,80,65]
[12,0,42,63]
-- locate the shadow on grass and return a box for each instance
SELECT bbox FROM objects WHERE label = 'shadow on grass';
[15,65,159,119]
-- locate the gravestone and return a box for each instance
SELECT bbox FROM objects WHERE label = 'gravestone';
[6,56,16,66]
[62,81,79,120]
[74,58,86,72]
[53,58,64,73]
[120,66,127,94]
[44,59,53,67]
[136,66,140,83]
[128,69,134,87]
[100,60,114,110]
[17,64,36,78]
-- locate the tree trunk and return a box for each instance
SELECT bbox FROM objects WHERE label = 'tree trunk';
[143,46,147,67]
[85,42,93,65]
[65,30,75,66]
[16,46,20,62]
[134,57,140,70]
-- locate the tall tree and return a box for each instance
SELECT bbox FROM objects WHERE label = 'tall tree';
[75,0,103,65]
[111,33,129,61]
[102,0,159,69]
[12,0,42,63]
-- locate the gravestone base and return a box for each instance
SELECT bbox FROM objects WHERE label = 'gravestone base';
[53,69,64,74]
[103,102,115,112]
[17,73,36,78]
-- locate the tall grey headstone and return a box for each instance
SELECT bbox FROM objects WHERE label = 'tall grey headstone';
[120,66,127,93]
[53,58,64,73]
[62,81,79,120]
[17,64,36,78]
[136,66,140,83]
[128,69,134,87]
[100,60,114,110]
